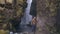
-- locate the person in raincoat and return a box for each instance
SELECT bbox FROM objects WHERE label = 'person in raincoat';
[31,17,37,32]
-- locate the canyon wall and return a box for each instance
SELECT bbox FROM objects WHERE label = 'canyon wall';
[35,0,57,34]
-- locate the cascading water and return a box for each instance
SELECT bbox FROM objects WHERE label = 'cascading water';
[21,0,32,25]
[10,0,33,34]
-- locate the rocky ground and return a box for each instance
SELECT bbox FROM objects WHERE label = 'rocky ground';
[9,24,40,34]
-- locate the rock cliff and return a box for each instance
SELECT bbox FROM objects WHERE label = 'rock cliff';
[31,0,58,34]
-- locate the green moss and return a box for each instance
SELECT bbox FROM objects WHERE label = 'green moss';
[0,30,9,34]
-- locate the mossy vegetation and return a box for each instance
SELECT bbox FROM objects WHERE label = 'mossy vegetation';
[0,30,9,34]
[0,0,27,34]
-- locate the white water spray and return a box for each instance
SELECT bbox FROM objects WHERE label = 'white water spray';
[21,0,32,24]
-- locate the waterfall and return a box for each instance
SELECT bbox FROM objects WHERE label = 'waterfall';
[10,0,33,34]
[21,0,32,25]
